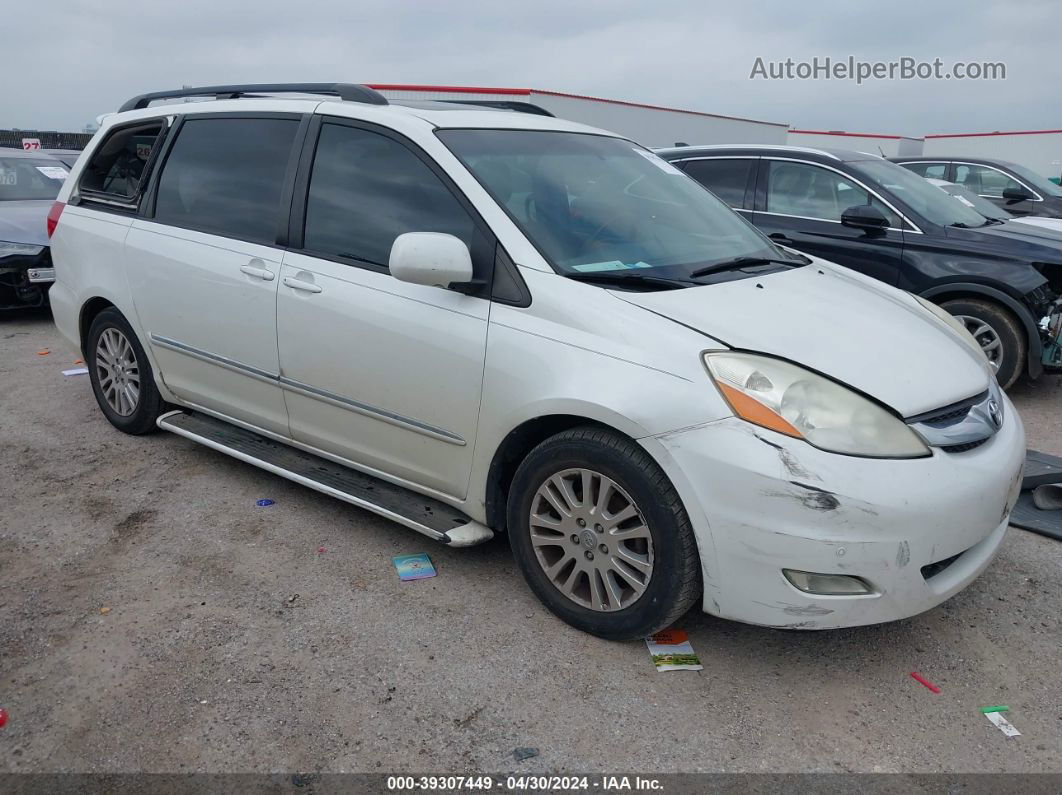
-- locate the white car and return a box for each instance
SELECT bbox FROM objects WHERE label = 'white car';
[48,83,1025,639]
[925,177,1062,235]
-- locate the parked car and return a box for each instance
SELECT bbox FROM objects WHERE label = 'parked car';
[42,149,84,170]
[656,144,1062,388]
[0,149,69,309]
[50,83,1026,639]
[892,156,1062,218]
[924,177,1062,236]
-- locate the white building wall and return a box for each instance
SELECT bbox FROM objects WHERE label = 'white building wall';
[529,92,788,148]
[370,86,788,148]
[922,132,1062,182]
[787,131,924,158]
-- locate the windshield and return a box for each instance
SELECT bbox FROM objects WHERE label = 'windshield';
[1001,161,1062,198]
[937,182,1011,221]
[437,130,785,281]
[0,157,68,201]
[854,159,987,228]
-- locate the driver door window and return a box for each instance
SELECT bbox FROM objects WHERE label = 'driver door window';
[766,161,899,226]
[954,164,1024,198]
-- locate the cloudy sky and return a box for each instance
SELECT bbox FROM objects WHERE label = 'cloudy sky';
[5,0,1060,136]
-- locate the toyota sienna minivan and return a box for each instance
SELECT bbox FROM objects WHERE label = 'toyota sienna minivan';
[48,84,1026,639]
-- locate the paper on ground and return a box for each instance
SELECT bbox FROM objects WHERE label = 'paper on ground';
[986,711,1020,737]
[62,367,89,376]
[393,553,436,581]
[645,629,702,671]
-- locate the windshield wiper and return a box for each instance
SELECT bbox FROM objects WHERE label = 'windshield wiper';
[688,257,801,279]
[564,271,691,290]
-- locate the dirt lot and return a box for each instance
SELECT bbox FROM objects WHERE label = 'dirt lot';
[2,308,1061,775]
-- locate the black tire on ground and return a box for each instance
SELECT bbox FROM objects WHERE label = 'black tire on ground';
[506,426,702,640]
[86,307,164,435]
[940,298,1027,389]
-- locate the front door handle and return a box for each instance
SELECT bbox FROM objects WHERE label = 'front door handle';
[240,262,275,281]
[283,276,323,294]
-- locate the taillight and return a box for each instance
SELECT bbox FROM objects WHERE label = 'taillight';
[47,201,65,239]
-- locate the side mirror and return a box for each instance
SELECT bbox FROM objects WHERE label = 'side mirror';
[840,204,890,231]
[1002,186,1033,202]
[389,232,474,289]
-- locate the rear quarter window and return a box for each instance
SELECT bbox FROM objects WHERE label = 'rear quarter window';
[79,121,165,204]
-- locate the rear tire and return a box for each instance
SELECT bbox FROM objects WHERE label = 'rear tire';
[86,308,164,435]
[507,426,702,640]
[940,298,1026,389]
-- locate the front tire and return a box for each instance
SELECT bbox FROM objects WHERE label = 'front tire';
[86,308,164,434]
[940,298,1026,389]
[507,426,702,640]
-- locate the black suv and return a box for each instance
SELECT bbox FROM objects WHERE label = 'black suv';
[891,156,1062,219]
[655,144,1062,388]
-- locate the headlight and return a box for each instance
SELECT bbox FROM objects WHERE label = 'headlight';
[911,294,987,363]
[0,241,44,257]
[704,352,930,458]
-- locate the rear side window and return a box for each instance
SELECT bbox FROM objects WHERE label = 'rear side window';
[154,117,299,245]
[303,123,475,267]
[901,162,948,180]
[79,121,164,202]
[682,159,754,208]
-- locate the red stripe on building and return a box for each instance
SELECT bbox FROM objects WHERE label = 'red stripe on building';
[789,129,908,140]
[925,129,1062,139]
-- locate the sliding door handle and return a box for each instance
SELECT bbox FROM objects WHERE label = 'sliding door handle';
[283,276,322,294]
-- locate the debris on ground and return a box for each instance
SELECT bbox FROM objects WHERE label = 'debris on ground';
[986,710,1021,737]
[73,358,83,364]
[513,747,539,762]
[99,606,111,615]
[393,553,436,581]
[645,628,703,671]
[256,499,275,507]
[317,546,327,555]
[36,349,49,356]
[0,708,7,728]
[980,705,1009,714]
[285,594,300,607]
[62,367,89,376]
[910,671,941,693]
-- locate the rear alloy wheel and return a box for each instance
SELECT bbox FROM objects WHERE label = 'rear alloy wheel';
[941,298,1026,389]
[507,426,701,640]
[86,308,164,434]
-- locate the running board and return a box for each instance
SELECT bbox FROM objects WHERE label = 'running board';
[157,410,493,547]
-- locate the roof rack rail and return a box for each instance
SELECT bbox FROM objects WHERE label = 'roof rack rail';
[437,100,554,117]
[118,83,389,113]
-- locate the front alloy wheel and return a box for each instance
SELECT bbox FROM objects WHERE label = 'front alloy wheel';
[507,426,701,640]
[529,468,654,612]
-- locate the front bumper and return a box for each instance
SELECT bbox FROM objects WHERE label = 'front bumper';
[651,395,1025,629]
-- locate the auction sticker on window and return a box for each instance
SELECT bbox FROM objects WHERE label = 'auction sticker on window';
[0,170,15,186]
[35,166,69,181]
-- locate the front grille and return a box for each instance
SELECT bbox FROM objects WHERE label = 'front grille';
[921,552,963,581]
[907,391,986,425]
[941,438,990,454]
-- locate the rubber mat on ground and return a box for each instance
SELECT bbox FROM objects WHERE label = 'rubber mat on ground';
[1011,450,1062,540]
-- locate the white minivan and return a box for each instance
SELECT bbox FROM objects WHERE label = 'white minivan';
[48,84,1025,639]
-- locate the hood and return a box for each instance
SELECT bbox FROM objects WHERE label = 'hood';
[1011,216,1062,235]
[0,200,51,247]
[613,263,989,417]
[946,218,1062,256]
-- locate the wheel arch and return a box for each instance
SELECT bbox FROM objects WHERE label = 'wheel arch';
[78,296,117,354]
[918,282,1043,379]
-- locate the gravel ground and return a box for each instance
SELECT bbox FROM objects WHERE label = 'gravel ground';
[2,308,1061,775]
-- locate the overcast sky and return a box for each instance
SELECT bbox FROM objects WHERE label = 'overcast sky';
[5,0,1060,136]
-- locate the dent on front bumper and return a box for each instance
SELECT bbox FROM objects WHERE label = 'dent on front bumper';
[651,400,1025,629]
